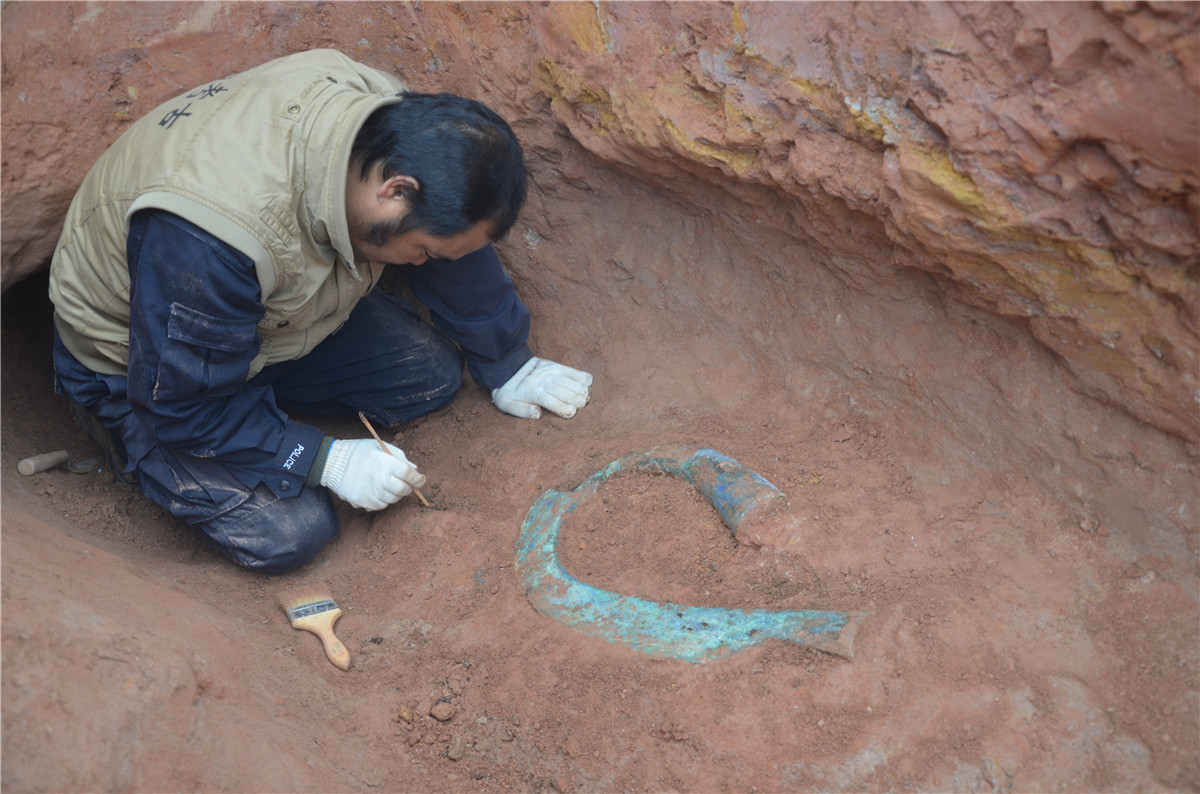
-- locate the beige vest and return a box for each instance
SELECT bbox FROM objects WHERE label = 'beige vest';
[50,49,405,378]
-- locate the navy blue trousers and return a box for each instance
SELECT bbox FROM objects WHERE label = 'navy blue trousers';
[54,289,463,573]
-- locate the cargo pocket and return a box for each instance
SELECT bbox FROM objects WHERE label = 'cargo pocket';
[154,302,258,401]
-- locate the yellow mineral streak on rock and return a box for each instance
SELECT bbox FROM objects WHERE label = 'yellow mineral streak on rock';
[546,2,609,55]
[907,147,988,215]
[539,60,619,133]
[661,117,757,174]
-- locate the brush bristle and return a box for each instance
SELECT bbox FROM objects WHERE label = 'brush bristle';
[279,584,339,620]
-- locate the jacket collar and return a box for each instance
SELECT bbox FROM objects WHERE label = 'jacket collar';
[307,92,404,281]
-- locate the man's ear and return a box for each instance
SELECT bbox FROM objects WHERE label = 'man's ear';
[379,174,420,203]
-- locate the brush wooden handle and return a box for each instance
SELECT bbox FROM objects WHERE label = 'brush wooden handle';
[293,608,351,671]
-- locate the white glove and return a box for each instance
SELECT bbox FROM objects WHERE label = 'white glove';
[319,438,426,511]
[491,357,593,419]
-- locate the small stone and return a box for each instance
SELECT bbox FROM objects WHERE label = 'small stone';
[447,734,465,761]
[416,696,436,718]
[397,706,413,724]
[405,730,422,746]
[431,701,456,722]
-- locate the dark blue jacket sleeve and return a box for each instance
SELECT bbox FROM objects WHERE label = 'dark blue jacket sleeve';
[397,244,533,389]
[125,210,323,498]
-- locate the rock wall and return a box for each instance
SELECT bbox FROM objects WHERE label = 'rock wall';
[1,1,1196,442]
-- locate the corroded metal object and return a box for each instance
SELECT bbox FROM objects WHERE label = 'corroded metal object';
[516,448,865,662]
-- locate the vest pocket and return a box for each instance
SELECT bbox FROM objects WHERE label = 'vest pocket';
[154,302,258,400]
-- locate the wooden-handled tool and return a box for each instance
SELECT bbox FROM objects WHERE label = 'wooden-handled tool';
[358,412,433,507]
[280,586,350,671]
[17,450,70,476]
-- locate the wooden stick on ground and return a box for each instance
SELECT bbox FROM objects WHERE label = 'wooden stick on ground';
[358,411,433,507]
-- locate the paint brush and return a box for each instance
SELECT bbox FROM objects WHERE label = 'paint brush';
[280,585,351,671]
[357,411,433,507]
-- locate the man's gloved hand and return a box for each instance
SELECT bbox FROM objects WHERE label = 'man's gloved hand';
[492,357,594,419]
[319,438,426,510]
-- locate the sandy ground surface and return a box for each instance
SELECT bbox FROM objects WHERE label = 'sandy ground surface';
[2,154,1198,792]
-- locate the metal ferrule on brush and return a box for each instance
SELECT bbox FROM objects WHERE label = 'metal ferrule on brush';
[287,599,338,619]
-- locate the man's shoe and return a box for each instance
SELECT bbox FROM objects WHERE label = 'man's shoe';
[70,401,138,485]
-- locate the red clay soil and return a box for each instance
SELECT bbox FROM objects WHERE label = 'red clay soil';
[2,153,1197,792]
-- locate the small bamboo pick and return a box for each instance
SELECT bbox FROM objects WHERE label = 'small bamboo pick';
[358,411,433,507]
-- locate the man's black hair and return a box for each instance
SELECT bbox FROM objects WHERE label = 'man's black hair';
[350,92,527,242]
